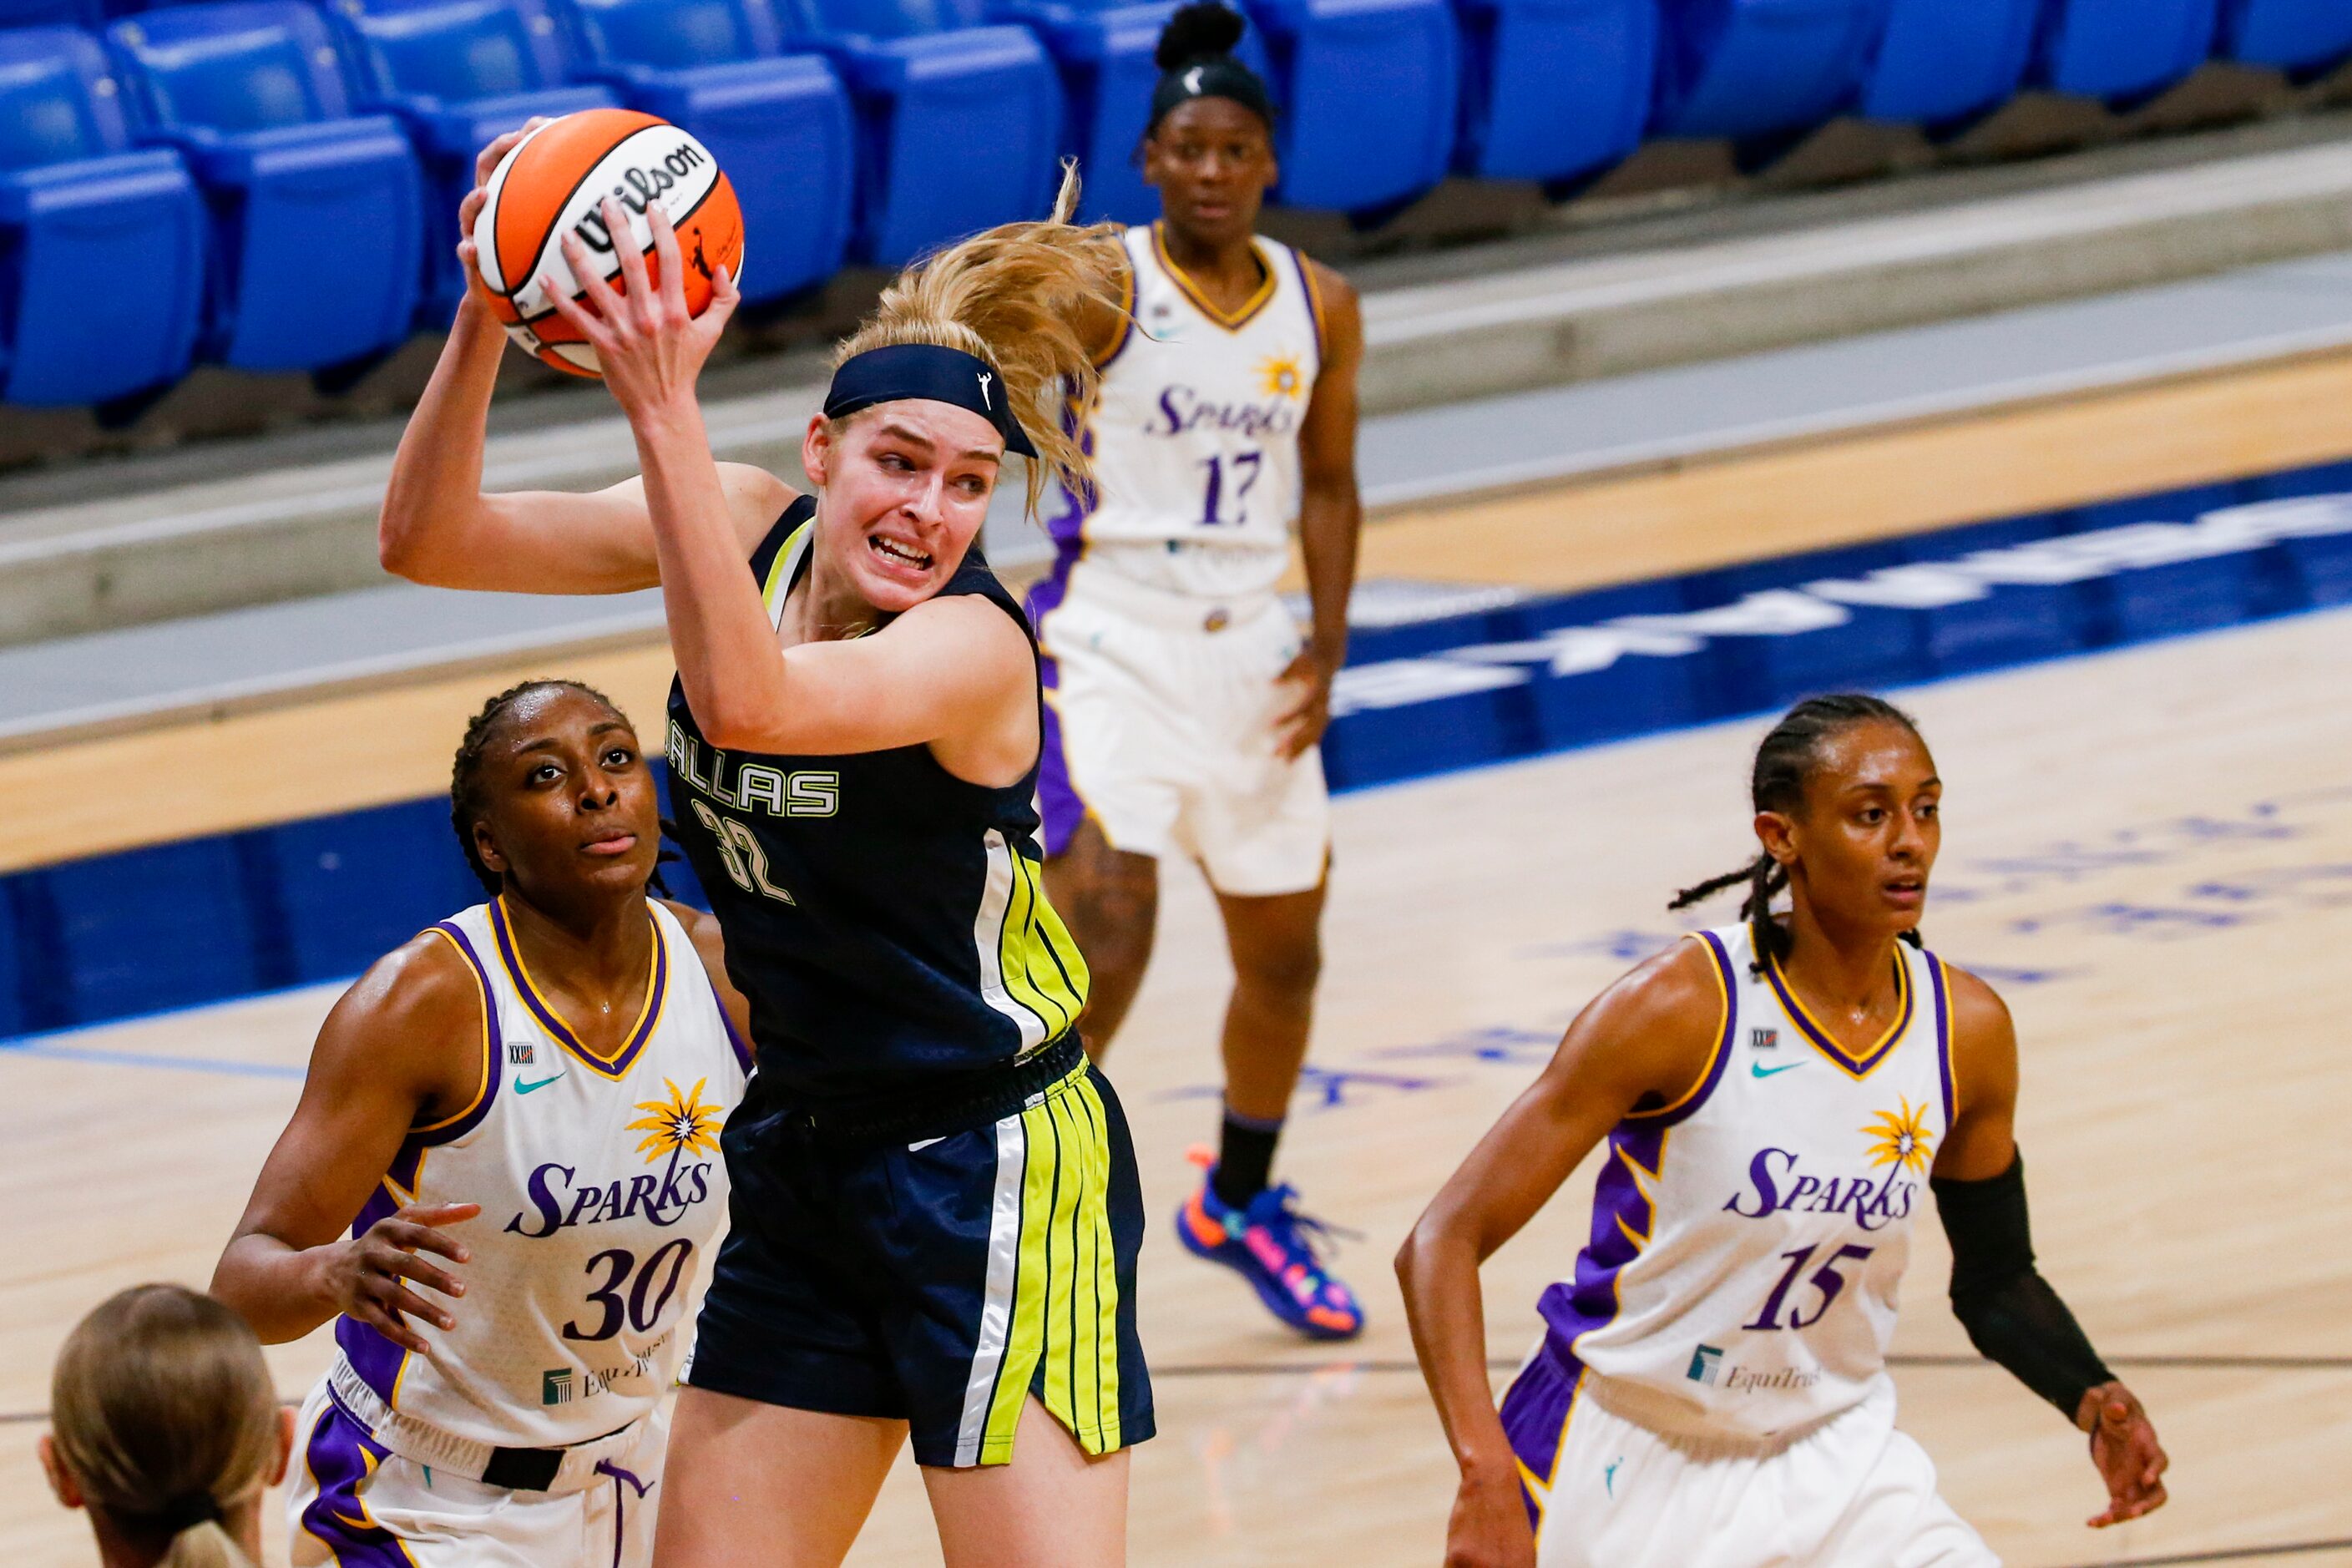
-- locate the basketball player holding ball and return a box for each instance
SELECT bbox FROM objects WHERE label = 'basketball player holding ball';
[1033,2,1368,1343]
[383,122,1147,1565]
[1395,697,2167,1567]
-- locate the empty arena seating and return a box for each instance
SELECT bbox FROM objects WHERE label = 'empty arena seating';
[1242,0,1458,213]
[0,0,99,28]
[105,2,425,372]
[326,0,619,323]
[2031,0,2222,104]
[1651,0,1889,143]
[2219,0,2352,72]
[1452,0,1653,185]
[781,0,1063,266]
[0,26,206,403]
[993,0,1253,224]
[548,0,854,301]
[4,0,2352,407]
[1859,0,2037,127]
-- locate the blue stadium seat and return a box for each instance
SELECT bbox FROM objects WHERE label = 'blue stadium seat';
[1653,0,1891,143]
[1240,0,1457,213]
[779,0,1062,266]
[1859,0,2036,126]
[106,2,424,372]
[0,0,104,29]
[1001,0,1452,220]
[986,0,1220,225]
[0,27,205,405]
[549,0,854,301]
[2218,0,2352,74]
[2031,0,2220,104]
[323,0,619,323]
[1453,0,1652,185]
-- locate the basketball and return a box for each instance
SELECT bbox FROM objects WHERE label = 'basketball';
[471,109,745,379]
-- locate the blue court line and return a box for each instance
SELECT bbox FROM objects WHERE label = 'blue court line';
[8,603,2340,1075]
[1,1039,306,1079]
[5,456,2349,1051]
[0,972,347,1074]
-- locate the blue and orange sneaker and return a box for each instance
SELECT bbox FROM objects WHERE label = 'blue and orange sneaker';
[1175,1148,1364,1340]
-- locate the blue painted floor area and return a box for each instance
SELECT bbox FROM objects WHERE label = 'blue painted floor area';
[5,458,2350,1044]
[14,250,2352,741]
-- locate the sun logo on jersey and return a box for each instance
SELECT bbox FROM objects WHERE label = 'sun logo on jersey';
[1256,353,1305,401]
[629,1077,723,1164]
[1861,1096,1936,1176]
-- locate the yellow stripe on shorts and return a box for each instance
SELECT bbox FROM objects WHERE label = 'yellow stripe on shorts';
[969,1064,1124,1465]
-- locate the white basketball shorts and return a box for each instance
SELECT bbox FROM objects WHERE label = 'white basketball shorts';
[286,1380,668,1568]
[1519,1372,1999,1568]
[1029,559,1331,898]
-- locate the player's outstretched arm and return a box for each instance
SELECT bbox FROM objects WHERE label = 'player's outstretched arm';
[210,936,486,1349]
[1931,964,2170,1529]
[377,125,789,594]
[1395,941,1725,1568]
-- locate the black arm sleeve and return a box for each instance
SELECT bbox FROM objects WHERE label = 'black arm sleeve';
[1932,1150,2113,1422]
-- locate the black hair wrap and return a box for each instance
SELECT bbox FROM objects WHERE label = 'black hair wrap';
[825,343,1037,458]
[126,1490,221,1536]
[1149,2,1275,133]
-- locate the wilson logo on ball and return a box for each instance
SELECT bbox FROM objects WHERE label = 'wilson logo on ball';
[573,141,711,255]
[471,109,745,379]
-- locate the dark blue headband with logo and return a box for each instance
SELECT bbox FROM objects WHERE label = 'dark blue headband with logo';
[823,344,1037,459]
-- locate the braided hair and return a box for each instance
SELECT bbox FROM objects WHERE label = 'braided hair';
[448,679,630,897]
[1669,694,1927,972]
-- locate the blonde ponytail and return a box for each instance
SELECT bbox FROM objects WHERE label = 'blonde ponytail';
[158,1520,249,1568]
[49,1285,278,1568]
[835,161,1127,516]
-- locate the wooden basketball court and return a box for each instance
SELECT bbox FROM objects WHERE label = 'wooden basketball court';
[5,350,2351,1567]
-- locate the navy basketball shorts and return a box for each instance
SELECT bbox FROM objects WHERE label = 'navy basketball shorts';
[688,1049,1155,1468]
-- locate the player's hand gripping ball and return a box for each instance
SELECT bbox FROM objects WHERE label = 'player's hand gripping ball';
[469,109,744,378]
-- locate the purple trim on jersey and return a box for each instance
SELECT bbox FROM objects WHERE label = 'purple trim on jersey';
[1763,941,1913,1076]
[418,919,503,1146]
[1623,928,1737,1130]
[298,1393,412,1566]
[1533,931,1737,1365]
[1929,953,1956,1130]
[490,898,665,1079]
[335,1094,440,1403]
[711,982,754,1075]
[1535,1118,1666,1353]
[1024,552,1087,858]
[1286,244,1325,377]
[1497,1343,1585,1530]
[333,1316,409,1408]
[1041,414,1099,550]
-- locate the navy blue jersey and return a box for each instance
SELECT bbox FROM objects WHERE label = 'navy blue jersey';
[665,497,1090,1096]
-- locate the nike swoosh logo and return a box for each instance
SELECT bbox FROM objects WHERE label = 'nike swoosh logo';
[1751,1061,1803,1079]
[516,1074,566,1094]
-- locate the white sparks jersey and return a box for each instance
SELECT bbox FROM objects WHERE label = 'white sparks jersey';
[331,897,748,1449]
[1045,223,1324,599]
[1539,924,1955,1441]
